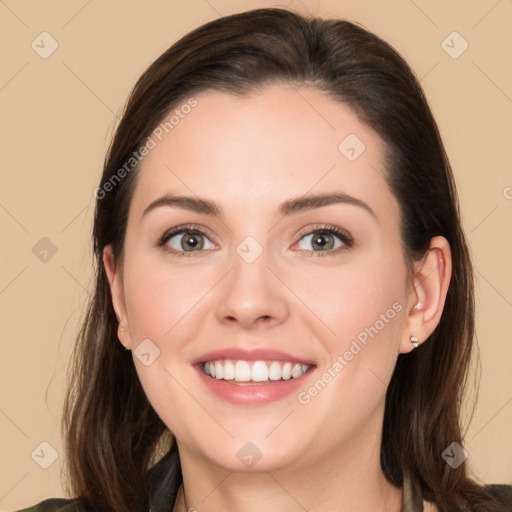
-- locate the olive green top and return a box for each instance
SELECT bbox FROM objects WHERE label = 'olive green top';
[14,483,512,512]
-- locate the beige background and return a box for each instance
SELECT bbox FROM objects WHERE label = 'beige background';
[1,1,511,510]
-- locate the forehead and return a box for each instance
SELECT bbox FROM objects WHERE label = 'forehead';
[129,84,399,225]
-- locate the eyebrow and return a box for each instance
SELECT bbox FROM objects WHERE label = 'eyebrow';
[141,192,377,221]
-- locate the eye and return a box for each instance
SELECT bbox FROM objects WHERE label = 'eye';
[295,225,354,256]
[156,223,354,258]
[157,224,215,257]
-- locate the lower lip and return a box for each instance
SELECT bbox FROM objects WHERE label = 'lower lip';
[194,365,315,405]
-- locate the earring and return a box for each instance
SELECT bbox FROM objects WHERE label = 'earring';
[413,303,422,311]
[410,336,419,349]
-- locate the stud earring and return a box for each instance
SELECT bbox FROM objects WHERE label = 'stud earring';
[410,336,419,349]
[413,302,422,311]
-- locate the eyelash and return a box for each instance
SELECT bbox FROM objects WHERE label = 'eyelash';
[156,223,354,258]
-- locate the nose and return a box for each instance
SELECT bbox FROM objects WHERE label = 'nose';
[214,245,290,330]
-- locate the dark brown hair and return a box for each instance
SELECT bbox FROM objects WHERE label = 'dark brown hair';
[63,8,501,512]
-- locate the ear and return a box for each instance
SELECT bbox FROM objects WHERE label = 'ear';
[103,245,132,350]
[399,236,452,354]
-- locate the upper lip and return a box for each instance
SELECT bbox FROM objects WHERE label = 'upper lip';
[192,348,315,366]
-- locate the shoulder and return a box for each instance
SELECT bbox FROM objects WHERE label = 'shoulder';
[422,484,512,512]
[484,484,512,510]
[14,498,92,512]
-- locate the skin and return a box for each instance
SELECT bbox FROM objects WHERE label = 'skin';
[104,84,450,512]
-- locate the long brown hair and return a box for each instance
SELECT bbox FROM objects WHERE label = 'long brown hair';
[63,8,501,511]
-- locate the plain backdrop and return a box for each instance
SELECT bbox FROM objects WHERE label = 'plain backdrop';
[1,1,511,510]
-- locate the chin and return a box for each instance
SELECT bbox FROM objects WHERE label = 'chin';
[200,440,306,474]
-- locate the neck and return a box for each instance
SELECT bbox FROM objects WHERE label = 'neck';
[175,469,401,512]
[173,422,402,512]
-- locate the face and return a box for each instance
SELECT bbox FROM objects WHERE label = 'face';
[105,84,417,474]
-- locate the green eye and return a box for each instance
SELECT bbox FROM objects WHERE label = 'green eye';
[295,226,354,256]
[157,224,215,257]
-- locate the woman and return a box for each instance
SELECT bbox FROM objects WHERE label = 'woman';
[18,7,512,512]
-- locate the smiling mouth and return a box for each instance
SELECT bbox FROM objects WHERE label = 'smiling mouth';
[201,359,312,383]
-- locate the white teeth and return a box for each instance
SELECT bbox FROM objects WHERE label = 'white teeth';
[202,359,311,382]
[291,363,303,379]
[214,361,223,380]
[282,362,292,380]
[268,361,282,381]
[234,361,251,382]
[251,361,268,382]
[223,361,235,380]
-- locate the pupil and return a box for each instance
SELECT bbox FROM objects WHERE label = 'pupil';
[313,234,332,250]
[183,233,201,250]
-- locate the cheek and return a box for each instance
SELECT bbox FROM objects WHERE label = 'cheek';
[122,257,210,347]
[296,252,407,358]
[290,258,407,437]
[121,257,214,437]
